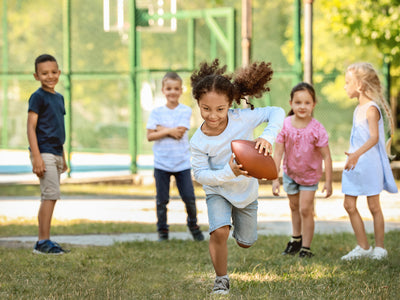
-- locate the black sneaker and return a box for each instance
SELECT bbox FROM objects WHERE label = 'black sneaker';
[33,240,68,255]
[299,248,314,258]
[282,239,302,255]
[158,230,169,242]
[189,226,205,241]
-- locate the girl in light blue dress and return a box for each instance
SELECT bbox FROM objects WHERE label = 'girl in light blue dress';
[341,63,398,261]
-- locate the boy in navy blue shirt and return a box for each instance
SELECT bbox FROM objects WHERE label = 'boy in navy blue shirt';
[27,54,69,254]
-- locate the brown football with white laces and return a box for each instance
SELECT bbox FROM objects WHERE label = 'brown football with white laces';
[231,139,278,180]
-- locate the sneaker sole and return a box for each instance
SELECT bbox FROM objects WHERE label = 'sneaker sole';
[33,249,64,255]
[212,290,229,295]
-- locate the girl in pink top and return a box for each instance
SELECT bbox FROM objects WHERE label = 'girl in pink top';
[272,82,333,258]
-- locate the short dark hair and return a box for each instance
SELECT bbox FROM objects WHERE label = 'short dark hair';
[162,72,182,86]
[35,54,58,73]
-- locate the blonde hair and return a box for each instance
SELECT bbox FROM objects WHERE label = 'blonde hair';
[347,62,395,156]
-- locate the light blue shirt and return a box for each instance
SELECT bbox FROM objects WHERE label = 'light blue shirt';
[147,104,192,172]
[190,106,285,208]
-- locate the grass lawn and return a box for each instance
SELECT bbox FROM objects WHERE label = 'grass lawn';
[0,232,399,299]
[1,183,399,298]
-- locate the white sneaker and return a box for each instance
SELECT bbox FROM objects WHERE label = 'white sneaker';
[371,247,388,260]
[341,245,373,261]
[212,277,230,295]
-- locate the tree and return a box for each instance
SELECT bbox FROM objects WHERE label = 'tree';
[319,0,400,95]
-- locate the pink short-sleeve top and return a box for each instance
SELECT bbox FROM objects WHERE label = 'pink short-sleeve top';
[275,116,329,185]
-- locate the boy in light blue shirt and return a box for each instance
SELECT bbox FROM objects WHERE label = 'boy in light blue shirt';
[146,72,204,242]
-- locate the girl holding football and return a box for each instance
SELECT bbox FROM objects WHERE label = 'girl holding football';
[272,82,333,258]
[190,59,284,295]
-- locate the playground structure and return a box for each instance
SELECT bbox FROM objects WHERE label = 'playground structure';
[0,0,394,177]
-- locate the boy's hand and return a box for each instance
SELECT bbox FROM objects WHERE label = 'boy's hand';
[229,154,248,177]
[62,160,68,174]
[156,125,186,140]
[272,179,280,196]
[254,137,272,156]
[32,155,46,177]
[170,126,186,139]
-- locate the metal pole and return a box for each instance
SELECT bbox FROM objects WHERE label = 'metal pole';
[1,0,8,148]
[303,0,313,84]
[383,58,396,129]
[293,0,302,84]
[128,0,138,173]
[62,0,72,176]
[227,8,236,71]
[187,18,195,70]
[241,0,251,67]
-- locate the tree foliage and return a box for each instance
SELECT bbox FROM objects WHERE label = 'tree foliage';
[319,0,400,94]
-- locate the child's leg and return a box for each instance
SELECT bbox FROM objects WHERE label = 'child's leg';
[209,226,230,276]
[343,194,369,249]
[366,194,384,248]
[298,190,316,248]
[231,201,258,249]
[38,200,57,240]
[288,193,301,237]
[206,194,233,276]
[37,154,62,241]
[174,169,198,228]
[154,168,171,233]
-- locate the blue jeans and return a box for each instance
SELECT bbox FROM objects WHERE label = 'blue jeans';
[154,168,198,232]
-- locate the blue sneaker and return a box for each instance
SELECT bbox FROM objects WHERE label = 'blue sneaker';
[33,240,68,255]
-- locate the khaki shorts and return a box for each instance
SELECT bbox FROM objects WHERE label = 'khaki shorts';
[30,153,64,201]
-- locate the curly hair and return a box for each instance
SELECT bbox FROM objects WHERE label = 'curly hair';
[190,59,273,109]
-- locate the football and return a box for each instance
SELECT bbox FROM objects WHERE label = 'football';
[231,139,278,180]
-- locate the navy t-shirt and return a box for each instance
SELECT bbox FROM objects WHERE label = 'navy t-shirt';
[28,88,66,156]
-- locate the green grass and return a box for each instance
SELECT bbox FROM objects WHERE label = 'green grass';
[1,183,399,298]
[0,221,191,237]
[0,232,399,299]
[0,181,344,198]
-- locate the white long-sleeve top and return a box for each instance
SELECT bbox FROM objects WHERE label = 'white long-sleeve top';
[190,106,285,208]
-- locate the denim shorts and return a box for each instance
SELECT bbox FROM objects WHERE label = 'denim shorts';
[206,194,258,246]
[282,172,319,195]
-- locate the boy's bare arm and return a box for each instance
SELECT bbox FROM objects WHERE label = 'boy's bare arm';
[62,151,68,173]
[27,111,46,177]
[147,126,187,141]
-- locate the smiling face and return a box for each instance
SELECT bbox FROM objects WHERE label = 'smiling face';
[198,91,231,136]
[344,71,361,100]
[289,89,315,120]
[162,78,183,109]
[33,61,61,93]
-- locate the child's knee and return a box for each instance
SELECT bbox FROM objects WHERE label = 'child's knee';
[211,225,230,241]
[236,240,253,248]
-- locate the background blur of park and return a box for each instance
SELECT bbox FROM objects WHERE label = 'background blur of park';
[1,0,399,180]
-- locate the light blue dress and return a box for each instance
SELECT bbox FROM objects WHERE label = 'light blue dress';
[342,101,398,196]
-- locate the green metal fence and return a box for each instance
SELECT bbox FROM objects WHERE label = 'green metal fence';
[1,0,362,175]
